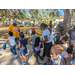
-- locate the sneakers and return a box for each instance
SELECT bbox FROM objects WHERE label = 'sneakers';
[14,55,17,58]
[22,61,26,65]
[36,60,42,65]
[36,62,39,65]
[22,59,26,65]
[39,60,42,64]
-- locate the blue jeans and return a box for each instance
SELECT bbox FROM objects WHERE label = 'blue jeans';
[10,45,17,55]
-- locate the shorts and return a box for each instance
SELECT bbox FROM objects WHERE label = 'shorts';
[19,47,27,56]
[32,44,34,49]
[35,50,40,55]
[44,42,52,57]
[62,51,68,58]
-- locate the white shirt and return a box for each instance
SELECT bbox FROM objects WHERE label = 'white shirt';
[63,44,68,48]
[42,29,52,43]
[50,55,61,65]
[8,36,16,46]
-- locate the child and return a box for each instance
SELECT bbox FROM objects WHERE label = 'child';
[50,48,62,65]
[55,36,69,65]
[18,32,28,65]
[30,30,37,54]
[26,32,29,40]
[5,32,17,58]
[34,37,42,65]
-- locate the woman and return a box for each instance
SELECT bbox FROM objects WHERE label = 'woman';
[40,23,52,65]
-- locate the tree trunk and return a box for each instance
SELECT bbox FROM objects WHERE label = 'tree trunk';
[10,16,14,24]
[63,9,72,35]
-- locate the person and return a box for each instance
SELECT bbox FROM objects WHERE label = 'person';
[9,20,20,50]
[26,32,29,40]
[30,23,35,36]
[34,37,42,64]
[30,30,37,54]
[5,32,17,58]
[71,43,75,65]
[55,22,64,43]
[50,48,62,65]
[51,25,55,41]
[48,20,52,34]
[48,20,52,29]
[71,59,75,65]
[40,23,52,65]
[55,36,68,65]
[72,43,75,60]
[18,32,28,65]
[67,26,75,49]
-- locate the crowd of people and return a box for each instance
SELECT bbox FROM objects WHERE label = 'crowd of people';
[2,20,75,65]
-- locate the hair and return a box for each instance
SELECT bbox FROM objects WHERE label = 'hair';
[19,32,24,38]
[40,23,48,28]
[9,32,13,36]
[34,37,40,47]
[62,36,68,42]
[52,45,63,55]
[32,29,36,35]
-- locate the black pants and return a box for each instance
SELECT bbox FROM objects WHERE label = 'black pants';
[55,36,61,42]
[42,42,52,58]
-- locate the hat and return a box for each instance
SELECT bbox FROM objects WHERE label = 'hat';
[13,20,16,23]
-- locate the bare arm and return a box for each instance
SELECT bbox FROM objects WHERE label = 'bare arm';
[55,45,64,50]
[41,35,48,43]
[18,43,21,48]
[67,33,70,38]
[5,40,9,44]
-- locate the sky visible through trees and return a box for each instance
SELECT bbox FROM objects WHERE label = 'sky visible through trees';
[25,9,64,15]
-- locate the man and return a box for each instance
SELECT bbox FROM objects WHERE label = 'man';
[55,22,64,44]
[67,26,75,48]
[9,20,20,50]
[48,20,52,35]
[48,20,52,30]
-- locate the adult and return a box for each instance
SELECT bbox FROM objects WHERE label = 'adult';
[51,25,55,41]
[40,23,52,65]
[55,22,64,43]
[48,20,52,29]
[9,20,20,50]
[67,26,75,49]
[48,20,52,34]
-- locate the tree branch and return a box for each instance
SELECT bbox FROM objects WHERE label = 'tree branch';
[3,10,10,17]
[14,9,21,15]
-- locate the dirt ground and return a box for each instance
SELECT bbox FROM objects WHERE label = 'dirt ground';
[0,27,42,44]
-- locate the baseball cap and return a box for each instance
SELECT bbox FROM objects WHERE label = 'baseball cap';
[13,20,16,23]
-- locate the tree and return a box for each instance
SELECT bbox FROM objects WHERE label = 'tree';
[63,9,72,35]
[29,9,38,25]
[2,9,21,24]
